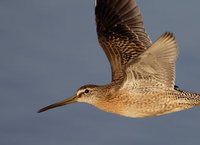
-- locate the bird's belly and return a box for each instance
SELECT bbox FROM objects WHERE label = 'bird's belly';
[94,91,194,118]
[120,96,194,118]
[119,97,194,118]
[120,107,190,118]
[94,102,191,118]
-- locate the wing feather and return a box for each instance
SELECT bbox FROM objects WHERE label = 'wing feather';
[95,0,152,81]
[121,32,178,93]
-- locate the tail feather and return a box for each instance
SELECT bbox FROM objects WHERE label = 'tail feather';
[177,90,200,106]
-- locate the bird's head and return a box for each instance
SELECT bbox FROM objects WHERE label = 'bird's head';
[37,84,101,113]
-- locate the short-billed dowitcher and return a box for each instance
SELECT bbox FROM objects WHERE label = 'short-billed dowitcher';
[38,0,200,118]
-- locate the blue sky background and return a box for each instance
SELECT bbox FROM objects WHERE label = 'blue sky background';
[1,0,200,145]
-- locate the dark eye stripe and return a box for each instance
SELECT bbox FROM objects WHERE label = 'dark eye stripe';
[78,92,84,97]
[77,89,90,97]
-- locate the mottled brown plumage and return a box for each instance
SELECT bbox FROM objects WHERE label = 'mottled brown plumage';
[38,0,200,118]
[96,0,152,81]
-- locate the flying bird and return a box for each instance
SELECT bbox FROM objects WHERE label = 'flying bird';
[38,0,200,118]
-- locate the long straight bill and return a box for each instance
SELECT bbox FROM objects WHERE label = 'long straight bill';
[37,95,77,113]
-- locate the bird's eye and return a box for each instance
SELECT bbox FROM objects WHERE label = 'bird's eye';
[84,89,89,93]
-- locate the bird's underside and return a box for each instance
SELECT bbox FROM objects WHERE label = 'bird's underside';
[38,0,200,118]
[93,88,200,118]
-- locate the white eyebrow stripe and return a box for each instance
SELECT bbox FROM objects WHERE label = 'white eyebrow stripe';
[77,89,85,96]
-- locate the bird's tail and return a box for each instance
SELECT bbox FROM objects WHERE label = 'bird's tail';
[177,90,200,106]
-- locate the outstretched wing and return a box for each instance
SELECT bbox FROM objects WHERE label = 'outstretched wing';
[95,0,152,81]
[121,32,178,93]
